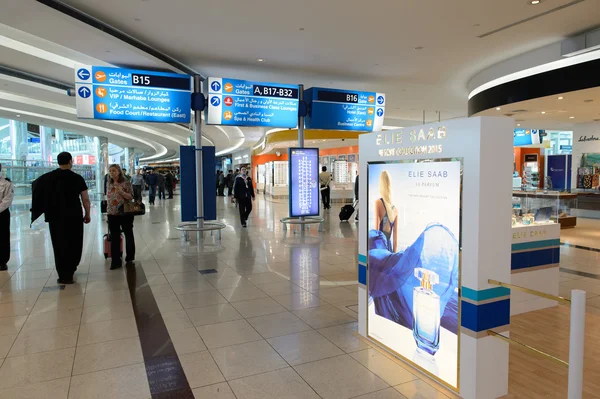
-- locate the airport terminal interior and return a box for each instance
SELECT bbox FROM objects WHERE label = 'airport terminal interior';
[2,1,600,398]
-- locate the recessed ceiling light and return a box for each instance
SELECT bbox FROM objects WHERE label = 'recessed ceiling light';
[257,58,264,62]
[496,107,501,111]
[134,18,141,21]
[584,99,594,103]
[541,111,546,114]
[473,24,480,27]
[558,96,563,100]
[570,116,575,119]
[530,0,541,4]
[414,46,424,51]
[298,28,305,31]
[517,124,521,126]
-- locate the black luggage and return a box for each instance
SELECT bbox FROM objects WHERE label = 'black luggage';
[339,204,355,221]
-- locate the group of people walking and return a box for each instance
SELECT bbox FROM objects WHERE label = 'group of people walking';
[114,169,176,205]
[218,167,255,228]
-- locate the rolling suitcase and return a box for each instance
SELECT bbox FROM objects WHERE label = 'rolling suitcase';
[103,233,123,259]
[339,201,356,222]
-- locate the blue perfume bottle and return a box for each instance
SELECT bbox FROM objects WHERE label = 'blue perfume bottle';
[413,268,441,356]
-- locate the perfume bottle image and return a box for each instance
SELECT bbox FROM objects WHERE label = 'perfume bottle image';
[412,268,441,356]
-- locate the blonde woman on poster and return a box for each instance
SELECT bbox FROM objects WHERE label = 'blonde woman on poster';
[373,170,398,253]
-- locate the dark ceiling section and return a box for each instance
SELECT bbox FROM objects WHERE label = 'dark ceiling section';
[35,0,202,78]
[468,57,600,116]
[0,65,71,91]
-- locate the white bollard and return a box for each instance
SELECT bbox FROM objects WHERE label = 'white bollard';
[568,290,586,399]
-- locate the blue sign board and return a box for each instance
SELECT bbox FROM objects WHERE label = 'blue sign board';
[74,64,191,123]
[206,77,299,128]
[289,148,320,217]
[304,87,385,132]
[547,154,570,190]
[560,145,573,151]
[514,129,542,146]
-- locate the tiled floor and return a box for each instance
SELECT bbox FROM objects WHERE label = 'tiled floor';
[1,194,600,398]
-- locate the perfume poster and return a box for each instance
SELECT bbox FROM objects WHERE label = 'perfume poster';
[367,159,461,389]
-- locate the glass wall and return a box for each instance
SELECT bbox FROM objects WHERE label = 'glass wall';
[546,131,573,155]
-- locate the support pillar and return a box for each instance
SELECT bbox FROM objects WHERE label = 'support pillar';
[56,129,65,153]
[40,126,54,165]
[125,147,135,175]
[9,121,27,183]
[95,136,109,195]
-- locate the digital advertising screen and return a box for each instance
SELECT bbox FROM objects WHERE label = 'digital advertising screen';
[367,159,462,390]
[289,148,320,217]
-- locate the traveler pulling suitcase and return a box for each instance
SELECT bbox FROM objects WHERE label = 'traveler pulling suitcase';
[103,233,123,259]
[339,201,357,222]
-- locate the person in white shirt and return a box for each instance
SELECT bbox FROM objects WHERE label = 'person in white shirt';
[0,165,14,271]
[319,166,332,209]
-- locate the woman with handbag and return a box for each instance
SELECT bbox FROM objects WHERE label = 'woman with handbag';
[106,164,136,270]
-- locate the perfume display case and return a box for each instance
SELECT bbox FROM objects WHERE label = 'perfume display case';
[512,190,577,228]
[330,160,355,204]
[510,223,560,315]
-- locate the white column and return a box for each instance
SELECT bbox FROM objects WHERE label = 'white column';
[125,147,135,175]
[95,136,109,195]
[40,126,54,164]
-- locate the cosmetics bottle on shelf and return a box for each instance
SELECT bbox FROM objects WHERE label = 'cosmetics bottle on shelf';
[413,268,441,356]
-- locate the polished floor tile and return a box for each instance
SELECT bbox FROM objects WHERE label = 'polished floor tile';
[192,382,236,399]
[231,297,286,318]
[178,290,229,309]
[247,311,312,339]
[77,317,138,346]
[394,379,450,399]
[186,303,243,326]
[68,363,151,399]
[0,347,75,390]
[169,327,208,355]
[268,330,344,366]
[351,349,418,386]
[210,340,288,380]
[198,319,263,349]
[0,315,27,336]
[294,354,389,399]
[179,350,225,389]
[292,304,357,329]
[73,337,143,375]
[80,302,134,324]
[0,377,70,399]
[8,325,79,357]
[228,367,320,399]
[272,292,323,311]
[21,308,82,332]
[317,322,372,353]
[218,285,269,302]
[355,387,410,399]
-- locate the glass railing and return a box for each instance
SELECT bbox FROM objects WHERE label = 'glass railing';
[0,159,97,196]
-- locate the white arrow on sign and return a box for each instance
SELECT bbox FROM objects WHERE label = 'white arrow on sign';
[78,87,91,98]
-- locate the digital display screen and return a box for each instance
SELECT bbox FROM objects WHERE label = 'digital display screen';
[367,159,462,390]
[289,148,320,217]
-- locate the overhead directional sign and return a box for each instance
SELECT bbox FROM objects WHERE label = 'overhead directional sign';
[74,64,192,123]
[304,87,385,132]
[206,77,299,128]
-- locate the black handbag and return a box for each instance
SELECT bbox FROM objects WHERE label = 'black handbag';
[119,201,146,216]
[100,200,107,214]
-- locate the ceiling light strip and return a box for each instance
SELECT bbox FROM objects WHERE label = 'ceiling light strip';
[36,0,202,77]
[0,65,71,91]
[478,0,585,38]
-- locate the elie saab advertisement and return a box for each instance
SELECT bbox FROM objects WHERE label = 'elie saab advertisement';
[367,159,461,389]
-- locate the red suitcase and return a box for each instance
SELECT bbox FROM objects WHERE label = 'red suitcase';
[103,233,123,259]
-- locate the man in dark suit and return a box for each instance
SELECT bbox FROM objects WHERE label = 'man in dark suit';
[233,167,255,228]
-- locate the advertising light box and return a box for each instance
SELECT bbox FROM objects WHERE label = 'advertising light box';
[288,148,320,217]
[367,159,462,389]
[74,64,191,123]
[305,87,385,132]
[513,129,541,146]
[206,77,299,128]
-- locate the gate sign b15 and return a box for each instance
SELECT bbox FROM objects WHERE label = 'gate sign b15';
[74,64,192,123]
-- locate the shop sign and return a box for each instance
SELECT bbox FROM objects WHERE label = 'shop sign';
[74,64,192,123]
[304,87,385,132]
[206,77,299,128]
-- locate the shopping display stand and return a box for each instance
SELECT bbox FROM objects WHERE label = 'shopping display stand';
[357,116,514,399]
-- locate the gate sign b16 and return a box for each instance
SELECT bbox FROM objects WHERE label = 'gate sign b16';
[304,87,385,132]
[74,64,192,123]
[206,77,299,128]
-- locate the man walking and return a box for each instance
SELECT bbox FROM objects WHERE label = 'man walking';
[165,172,174,199]
[157,172,166,200]
[319,166,332,210]
[131,169,144,202]
[233,167,255,227]
[0,166,14,271]
[31,152,91,284]
[147,169,158,205]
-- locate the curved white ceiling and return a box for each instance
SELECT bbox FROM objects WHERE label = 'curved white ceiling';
[1,0,600,155]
